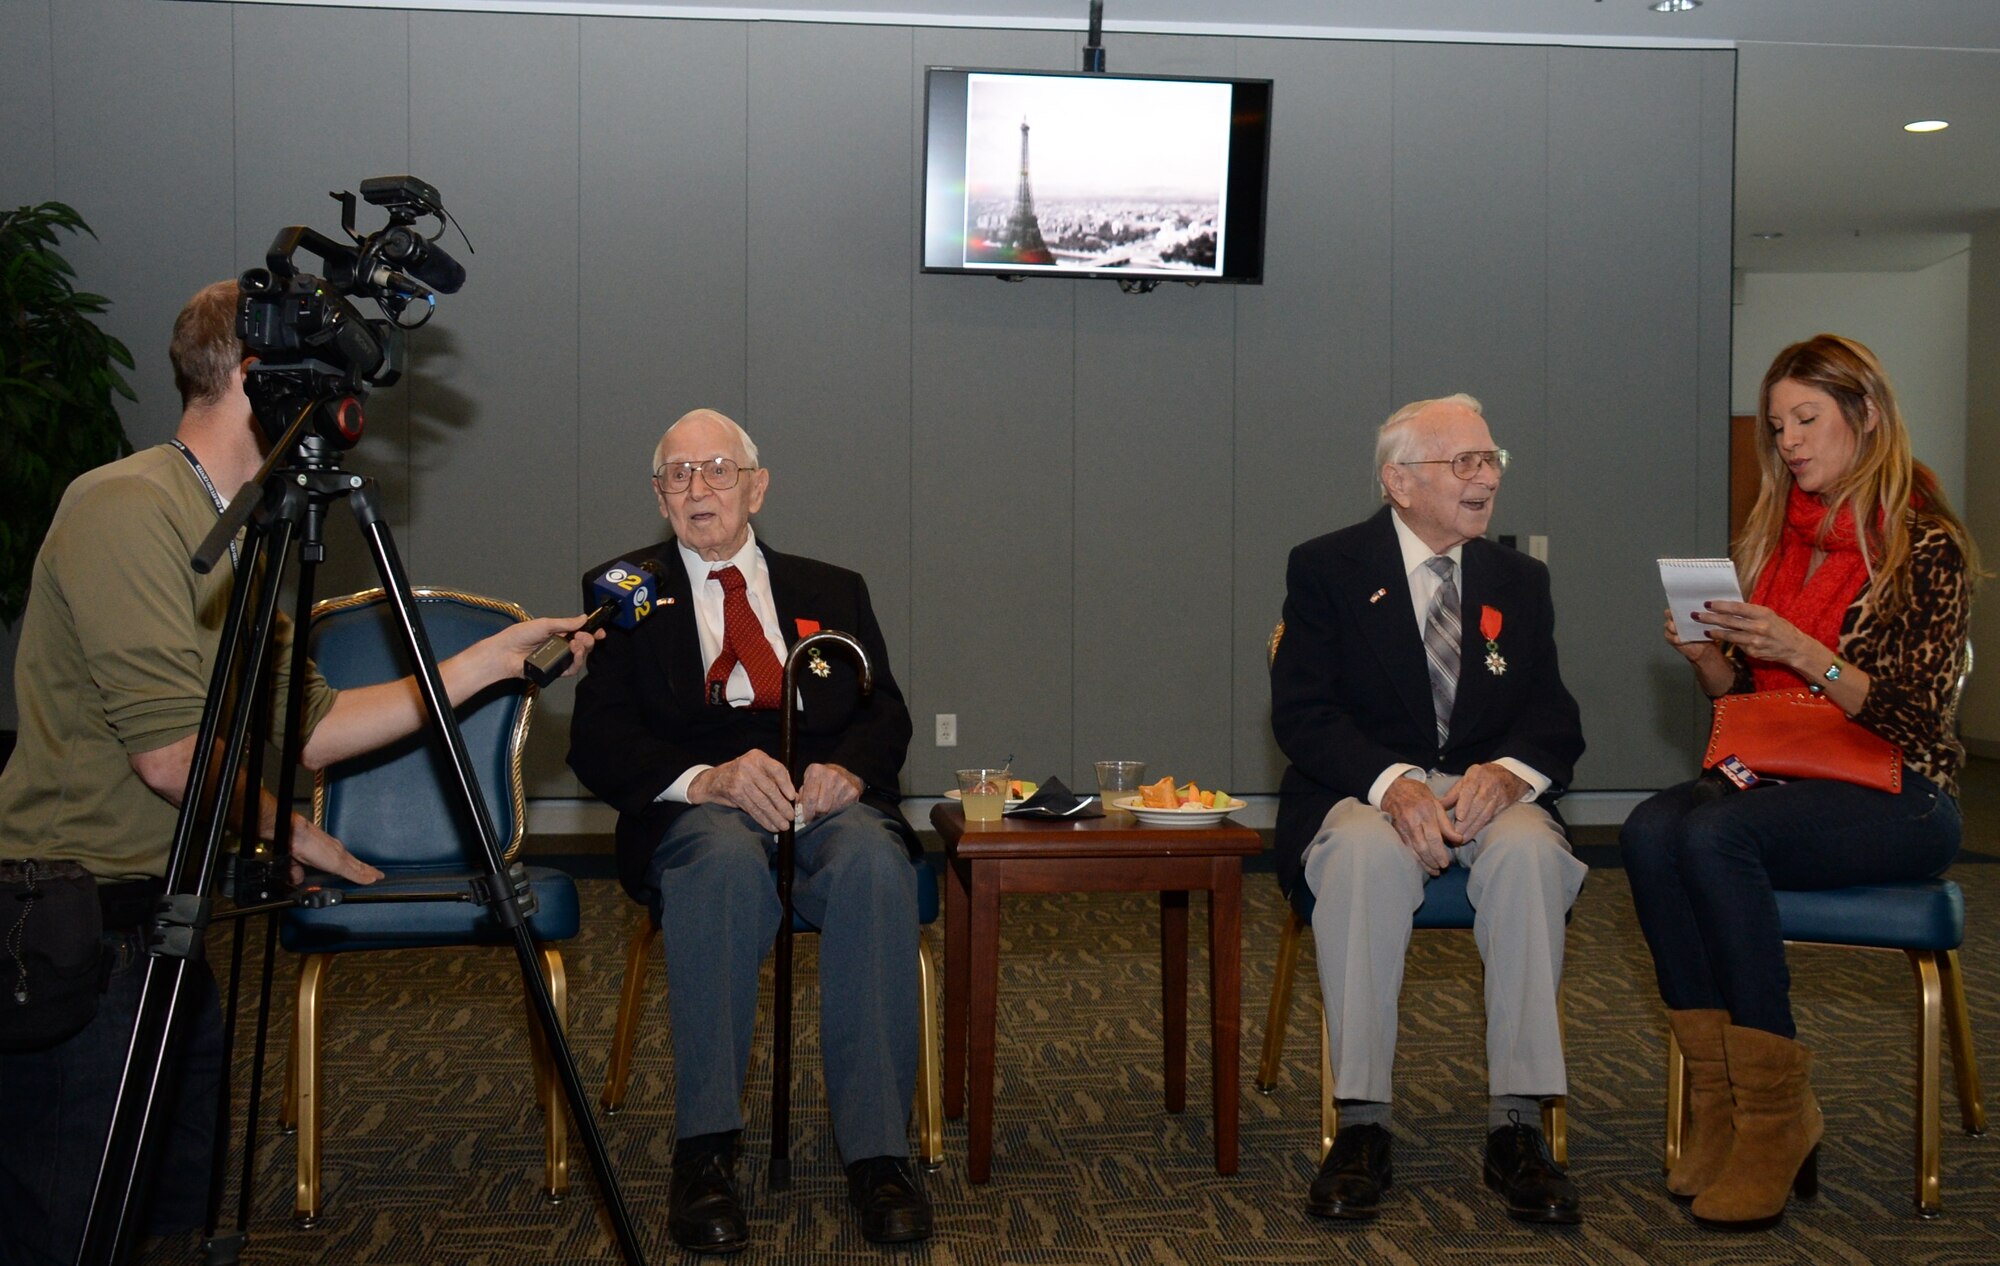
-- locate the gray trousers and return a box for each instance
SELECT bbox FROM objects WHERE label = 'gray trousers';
[645,801,919,1162]
[1301,772,1587,1104]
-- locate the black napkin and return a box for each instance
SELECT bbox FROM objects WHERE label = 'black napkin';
[1002,776,1104,819]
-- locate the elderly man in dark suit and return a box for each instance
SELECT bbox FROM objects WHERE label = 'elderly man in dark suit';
[568,408,928,1253]
[1271,394,1588,1227]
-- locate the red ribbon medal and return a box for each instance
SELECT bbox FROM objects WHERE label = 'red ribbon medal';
[1479,606,1507,675]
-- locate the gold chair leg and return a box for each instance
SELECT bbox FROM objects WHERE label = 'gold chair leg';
[1910,950,1945,1216]
[528,947,570,1205]
[601,917,659,1116]
[1546,982,1568,1166]
[915,934,944,1170]
[1939,948,1987,1136]
[1257,910,1306,1095]
[1664,1030,1689,1174]
[280,1008,298,1135]
[293,953,331,1227]
[1318,1000,1337,1160]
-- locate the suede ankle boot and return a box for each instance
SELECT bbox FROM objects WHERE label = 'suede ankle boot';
[1666,1009,1733,1199]
[1691,1025,1823,1230]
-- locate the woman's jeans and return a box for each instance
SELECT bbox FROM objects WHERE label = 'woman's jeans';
[1621,770,1959,1038]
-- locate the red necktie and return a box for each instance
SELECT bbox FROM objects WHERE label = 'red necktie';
[706,566,784,710]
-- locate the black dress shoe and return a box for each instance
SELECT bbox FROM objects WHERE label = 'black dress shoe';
[1483,1119,1582,1226]
[1306,1123,1393,1221]
[668,1150,750,1254]
[846,1156,934,1244]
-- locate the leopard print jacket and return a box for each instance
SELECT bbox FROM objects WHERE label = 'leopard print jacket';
[1730,513,1971,795]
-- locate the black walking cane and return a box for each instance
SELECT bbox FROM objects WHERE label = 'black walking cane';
[769,629,872,1192]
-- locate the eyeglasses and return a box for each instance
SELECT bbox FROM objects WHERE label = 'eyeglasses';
[653,457,756,493]
[1399,449,1510,480]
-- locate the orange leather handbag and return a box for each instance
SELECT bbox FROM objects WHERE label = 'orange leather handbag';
[1703,688,1902,793]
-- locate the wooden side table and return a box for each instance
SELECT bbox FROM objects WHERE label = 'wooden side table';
[929,804,1262,1183]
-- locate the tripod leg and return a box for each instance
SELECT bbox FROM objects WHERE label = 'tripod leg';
[81,500,302,1266]
[347,488,647,1265]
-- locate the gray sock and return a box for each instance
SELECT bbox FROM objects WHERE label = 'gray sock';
[1489,1095,1544,1132]
[1337,1099,1391,1130]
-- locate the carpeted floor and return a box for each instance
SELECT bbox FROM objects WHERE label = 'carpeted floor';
[136,766,2000,1266]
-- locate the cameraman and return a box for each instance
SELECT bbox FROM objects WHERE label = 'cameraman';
[0,280,599,1265]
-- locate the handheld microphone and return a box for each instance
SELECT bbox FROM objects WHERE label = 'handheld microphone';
[522,559,662,687]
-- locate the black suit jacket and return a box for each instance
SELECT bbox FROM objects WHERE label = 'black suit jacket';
[1270,506,1584,900]
[567,539,915,902]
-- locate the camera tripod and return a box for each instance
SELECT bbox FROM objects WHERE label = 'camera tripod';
[76,392,647,1266]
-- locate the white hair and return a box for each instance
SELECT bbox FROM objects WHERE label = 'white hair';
[652,408,760,476]
[1375,393,1483,501]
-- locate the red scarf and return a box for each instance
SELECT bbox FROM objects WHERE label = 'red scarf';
[1747,487,1869,691]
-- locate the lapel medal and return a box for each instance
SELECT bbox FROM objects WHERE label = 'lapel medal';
[807,647,831,678]
[1480,605,1506,675]
[1368,587,1388,604]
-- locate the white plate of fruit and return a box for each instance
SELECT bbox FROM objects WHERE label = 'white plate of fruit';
[1112,777,1242,826]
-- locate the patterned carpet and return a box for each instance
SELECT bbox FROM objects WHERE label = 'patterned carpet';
[137,808,2000,1264]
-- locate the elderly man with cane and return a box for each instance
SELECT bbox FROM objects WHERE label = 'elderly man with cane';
[568,408,928,1253]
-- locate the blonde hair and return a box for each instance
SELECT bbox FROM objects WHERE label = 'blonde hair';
[1735,334,1978,613]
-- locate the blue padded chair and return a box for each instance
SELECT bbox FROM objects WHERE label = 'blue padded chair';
[1664,646,1987,1217]
[599,855,945,1169]
[278,588,582,1226]
[1255,619,1569,1161]
[1665,878,1986,1216]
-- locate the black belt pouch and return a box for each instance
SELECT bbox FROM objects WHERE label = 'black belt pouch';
[1,859,110,1052]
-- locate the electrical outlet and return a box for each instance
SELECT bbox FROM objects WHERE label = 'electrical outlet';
[935,713,957,747]
[1528,534,1549,562]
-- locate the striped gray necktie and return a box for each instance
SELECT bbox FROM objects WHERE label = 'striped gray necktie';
[1423,555,1461,747]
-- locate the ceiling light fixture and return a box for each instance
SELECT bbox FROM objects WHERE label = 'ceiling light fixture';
[1648,0,1700,12]
[1904,119,1950,133]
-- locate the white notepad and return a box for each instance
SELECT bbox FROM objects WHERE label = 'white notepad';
[1657,558,1744,643]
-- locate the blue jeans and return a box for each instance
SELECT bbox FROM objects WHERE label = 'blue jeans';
[0,933,222,1266]
[1620,771,1960,1037]
[645,802,919,1163]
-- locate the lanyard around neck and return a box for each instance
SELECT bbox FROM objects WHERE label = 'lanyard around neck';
[167,440,239,570]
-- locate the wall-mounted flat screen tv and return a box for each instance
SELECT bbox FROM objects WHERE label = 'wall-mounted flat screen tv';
[922,67,1273,284]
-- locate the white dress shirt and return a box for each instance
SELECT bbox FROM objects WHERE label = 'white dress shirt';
[1364,511,1550,810]
[658,528,789,803]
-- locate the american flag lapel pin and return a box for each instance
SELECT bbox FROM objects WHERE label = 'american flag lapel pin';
[1368,588,1388,604]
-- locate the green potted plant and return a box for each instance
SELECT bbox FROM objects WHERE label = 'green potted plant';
[2,202,136,766]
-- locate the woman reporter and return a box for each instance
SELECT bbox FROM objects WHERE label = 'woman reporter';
[1620,334,1978,1229]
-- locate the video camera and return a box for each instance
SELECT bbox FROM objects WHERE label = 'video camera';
[236,175,467,448]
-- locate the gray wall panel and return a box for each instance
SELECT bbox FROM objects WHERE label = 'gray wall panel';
[1691,51,1740,750]
[1231,37,1396,793]
[0,0,56,209]
[410,12,583,792]
[906,27,1077,791]
[579,17,751,570]
[1546,48,1708,786]
[234,4,414,605]
[1071,281,1239,789]
[51,0,236,446]
[745,22,915,670]
[1390,43,1550,540]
